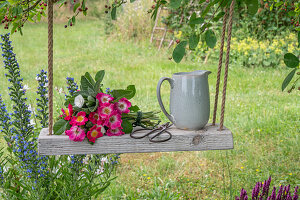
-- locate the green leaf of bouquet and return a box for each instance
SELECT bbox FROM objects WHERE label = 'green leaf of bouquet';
[112,90,131,101]
[53,119,69,135]
[85,72,95,85]
[205,30,217,48]
[88,87,97,98]
[129,105,140,112]
[130,0,136,2]
[94,80,102,93]
[111,7,117,20]
[189,33,199,50]
[95,70,105,82]
[172,41,187,63]
[88,99,99,112]
[112,85,136,101]
[81,76,94,92]
[125,85,136,100]
[87,95,95,102]
[282,69,296,91]
[77,90,89,97]
[284,53,299,68]
[246,0,258,15]
[169,0,182,9]
[121,119,133,134]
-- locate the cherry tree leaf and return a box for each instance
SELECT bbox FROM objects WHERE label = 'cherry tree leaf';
[189,33,199,50]
[246,0,258,15]
[284,53,299,68]
[205,30,216,48]
[172,41,187,63]
[169,0,182,9]
[282,69,296,91]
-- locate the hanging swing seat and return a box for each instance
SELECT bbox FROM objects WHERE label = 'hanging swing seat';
[37,0,236,156]
[38,124,233,155]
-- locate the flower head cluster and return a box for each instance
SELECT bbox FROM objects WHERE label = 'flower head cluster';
[0,95,12,136]
[66,77,78,98]
[36,70,49,128]
[236,176,298,200]
[0,33,49,181]
[61,92,132,143]
[0,166,4,182]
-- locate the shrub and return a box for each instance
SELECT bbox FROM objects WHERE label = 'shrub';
[0,33,119,199]
[192,32,299,68]
[230,33,299,67]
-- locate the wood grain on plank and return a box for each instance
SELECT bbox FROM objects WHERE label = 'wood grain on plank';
[38,124,233,155]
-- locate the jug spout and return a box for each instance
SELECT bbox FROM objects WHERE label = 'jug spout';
[204,70,211,75]
[192,70,211,76]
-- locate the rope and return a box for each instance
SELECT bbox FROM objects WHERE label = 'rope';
[219,0,235,130]
[48,0,53,135]
[212,8,228,126]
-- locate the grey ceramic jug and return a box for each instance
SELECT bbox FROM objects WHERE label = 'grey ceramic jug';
[157,70,211,130]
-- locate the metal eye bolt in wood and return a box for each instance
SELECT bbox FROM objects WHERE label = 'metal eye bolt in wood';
[40,0,234,155]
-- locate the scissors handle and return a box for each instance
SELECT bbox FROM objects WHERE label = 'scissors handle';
[130,128,154,139]
[149,130,172,143]
[130,122,173,143]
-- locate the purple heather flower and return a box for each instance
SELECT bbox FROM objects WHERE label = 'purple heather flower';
[265,176,272,196]
[293,186,299,200]
[270,187,277,200]
[276,185,283,200]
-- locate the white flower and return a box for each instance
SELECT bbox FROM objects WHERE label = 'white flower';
[28,104,33,112]
[58,88,63,94]
[45,94,49,98]
[74,94,84,108]
[82,155,90,165]
[28,104,35,115]
[20,84,30,91]
[36,76,41,81]
[30,119,36,126]
[101,157,108,164]
[96,167,104,175]
[44,83,49,87]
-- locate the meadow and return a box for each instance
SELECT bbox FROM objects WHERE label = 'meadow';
[0,20,299,199]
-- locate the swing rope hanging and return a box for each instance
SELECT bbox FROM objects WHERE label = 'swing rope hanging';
[38,0,234,155]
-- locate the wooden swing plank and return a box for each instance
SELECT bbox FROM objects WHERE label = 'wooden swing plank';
[38,124,233,155]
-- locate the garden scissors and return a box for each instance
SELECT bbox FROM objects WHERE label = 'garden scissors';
[130,122,173,143]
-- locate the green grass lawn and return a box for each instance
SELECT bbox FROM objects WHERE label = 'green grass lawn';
[0,20,299,199]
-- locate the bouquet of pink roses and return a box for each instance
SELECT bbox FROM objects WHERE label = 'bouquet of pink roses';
[53,70,160,144]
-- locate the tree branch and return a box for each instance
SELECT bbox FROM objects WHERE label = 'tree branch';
[23,0,42,12]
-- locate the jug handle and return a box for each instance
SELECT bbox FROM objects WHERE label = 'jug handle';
[157,77,175,123]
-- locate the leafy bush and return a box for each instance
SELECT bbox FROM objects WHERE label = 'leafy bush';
[191,32,299,68]
[230,32,299,67]
[0,33,119,199]
[234,0,298,40]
